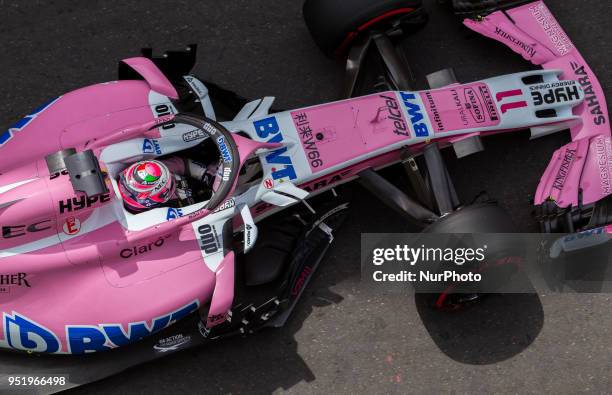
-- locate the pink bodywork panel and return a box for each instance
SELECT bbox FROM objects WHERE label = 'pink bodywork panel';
[122,57,179,99]
[0,0,607,353]
[420,83,501,132]
[464,1,611,207]
[290,93,410,173]
[0,59,216,353]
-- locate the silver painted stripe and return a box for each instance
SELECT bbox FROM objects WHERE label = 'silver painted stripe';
[0,205,118,259]
[0,178,37,195]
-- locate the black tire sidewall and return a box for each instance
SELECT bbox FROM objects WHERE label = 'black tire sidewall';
[303,0,422,56]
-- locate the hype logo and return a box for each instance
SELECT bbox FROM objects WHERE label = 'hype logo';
[253,117,297,180]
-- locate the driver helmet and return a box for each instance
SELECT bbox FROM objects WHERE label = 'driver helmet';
[119,160,175,212]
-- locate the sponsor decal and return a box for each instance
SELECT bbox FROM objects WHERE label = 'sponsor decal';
[399,92,429,137]
[120,237,167,259]
[62,217,81,236]
[2,220,52,239]
[0,97,60,147]
[166,207,184,220]
[182,129,207,142]
[422,84,499,132]
[253,117,297,180]
[563,226,605,242]
[3,301,199,354]
[493,27,536,58]
[451,89,469,127]
[463,88,485,123]
[302,170,351,192]
[153,104,175,130]
[292,112,323,169]
[201,122,219,136]
[495,89,527,113]
[529,3,573,56]
[423,91,444,131]
[221,167,231,182]
[595,136,612,195]
[59,193,111,214]
[291,266,312,296]
[213,199,235,213]
[263,178,274,189]
[197,224,219,256]
[142,138,162,155]
[153,333,191,353]
[50,169,69,181]
[216,136,233,163]
[245,224,253,246]
[0,273,31,294]
[379,94,409,136]
[184,75,206,98]
[530,81,581,106]
[479,85,499,122]
[571,62,607,126]
[552,148,576,190]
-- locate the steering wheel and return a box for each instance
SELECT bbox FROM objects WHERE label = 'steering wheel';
[157,113,240,211]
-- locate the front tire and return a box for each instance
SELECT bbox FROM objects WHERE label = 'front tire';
[422,203,524,311]
[303,0,425,57]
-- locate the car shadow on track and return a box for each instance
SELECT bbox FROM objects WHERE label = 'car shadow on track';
[414,291,544,365]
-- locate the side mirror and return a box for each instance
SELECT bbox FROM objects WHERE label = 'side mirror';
[65,150,109,197]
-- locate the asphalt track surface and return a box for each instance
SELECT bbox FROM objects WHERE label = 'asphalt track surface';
[1,0,611,394]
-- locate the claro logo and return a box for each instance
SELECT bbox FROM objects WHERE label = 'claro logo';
[120,237,167,259]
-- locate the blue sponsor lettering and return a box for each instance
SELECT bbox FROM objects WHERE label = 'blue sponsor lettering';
[67,326,111,354]
[166,208,184,221]
[400,92,430,137]
[0,97,60,147]
[216,136,232,162]
[102,316,171,347]
[4,301,199,354]
[143,138,162,155]
[4,313,61,353]
[253,117,297,180]
[563,226,605,242]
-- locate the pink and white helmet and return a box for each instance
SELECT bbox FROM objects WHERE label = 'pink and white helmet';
[119,160,175,212]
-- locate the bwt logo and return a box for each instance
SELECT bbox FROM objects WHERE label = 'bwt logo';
[253,117,297,180]
[216,136,233,163]
[399,92,430,137]
[3,301,199,354]
[143,138,162,155]
[0,97,60,147]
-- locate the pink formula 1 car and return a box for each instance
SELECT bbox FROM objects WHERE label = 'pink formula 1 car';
[0,0,609,386]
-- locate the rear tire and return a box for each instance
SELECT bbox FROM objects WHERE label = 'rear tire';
[303,0,425,57]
